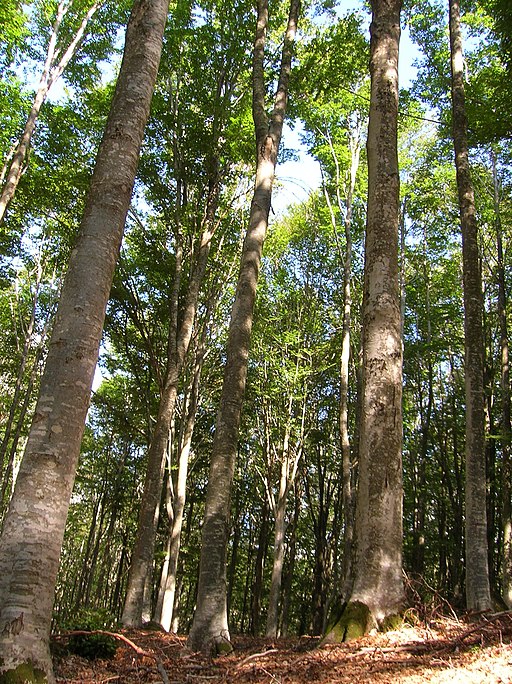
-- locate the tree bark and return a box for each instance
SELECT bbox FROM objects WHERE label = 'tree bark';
[187,0,299,654]
[448,0,491,612]
[325,0,403,642]
[154,340,204,631]
[0,1,169,680]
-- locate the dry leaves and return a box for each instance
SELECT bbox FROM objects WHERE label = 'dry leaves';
[54,613,512,683]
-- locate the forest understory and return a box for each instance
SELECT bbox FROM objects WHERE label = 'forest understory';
[53,612,512,684]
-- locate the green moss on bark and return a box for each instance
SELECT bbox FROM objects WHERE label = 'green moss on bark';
[213,638,234,656]
[0,662,48,683]
[381,613,403,631]
[322,601,374,643]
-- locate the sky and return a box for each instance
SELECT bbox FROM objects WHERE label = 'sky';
[273,16,420,215]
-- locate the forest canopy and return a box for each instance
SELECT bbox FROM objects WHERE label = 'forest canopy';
[0,0,511,680]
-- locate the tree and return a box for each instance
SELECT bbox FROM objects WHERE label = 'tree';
[121,0,253,626]
[0,0,170,679]
[448,0,491,612]
[187,0,300,654]
[325,0,404,640]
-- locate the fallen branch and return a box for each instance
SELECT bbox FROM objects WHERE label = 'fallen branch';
[239,648,279,666]
[55,630,170,684]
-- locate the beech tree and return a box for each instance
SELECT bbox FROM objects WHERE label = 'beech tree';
[0,0,170,679]
[325,0,404,640]
[0,0,129,226]
[448,0,491,612]
[188,0,300,653]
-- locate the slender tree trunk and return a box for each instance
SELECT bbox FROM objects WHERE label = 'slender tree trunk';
[325,0,403,641]
[0,0,102,224]
[155,342,204,631]
[265,395,304,637]
[122,178,219,626]
[448,0,491,612]
[250,498,269,635]
[187,0,299,654]
[0,1,169,679]
[280,484,299,636]
[490,149,512,607]
[265,469,288,637]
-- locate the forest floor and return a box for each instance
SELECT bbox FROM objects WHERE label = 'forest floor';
[53,612,512,683]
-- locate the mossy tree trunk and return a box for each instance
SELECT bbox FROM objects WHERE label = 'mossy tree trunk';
[324,0,404,642]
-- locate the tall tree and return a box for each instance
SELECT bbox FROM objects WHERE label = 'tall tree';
[120,0,253,625]
[448,0,492,612]
[187,0,300,654]
[325,0,404,640]
[0,0,170,679]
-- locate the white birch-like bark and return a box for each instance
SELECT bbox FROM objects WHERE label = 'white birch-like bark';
[0,1,170,679]
[0,0,102,225]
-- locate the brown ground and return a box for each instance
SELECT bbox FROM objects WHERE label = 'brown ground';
[53,613,512,683]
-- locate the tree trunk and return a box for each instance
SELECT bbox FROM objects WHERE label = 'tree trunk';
[325,0,404,642]
[448,0,491,612]
[121,176,219,627]
[155,342,204,631]
[265,473,288,637]
[492,149,512,607]
[0,1,169,680]
[250,498,269,635]
[187,0,299,654]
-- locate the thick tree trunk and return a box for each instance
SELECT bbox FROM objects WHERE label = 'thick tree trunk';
[325,0,403,642]
[0,1,169,680]
[187,0,299,654]
[448,0,491,612]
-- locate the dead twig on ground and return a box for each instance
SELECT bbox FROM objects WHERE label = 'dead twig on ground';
[56,630,170,684]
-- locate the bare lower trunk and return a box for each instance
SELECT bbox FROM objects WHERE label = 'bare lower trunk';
[448,0,491,613]
[0,1,169,680]
[325,0,403,642]
[187,0,299,654]
[265,488,287,637]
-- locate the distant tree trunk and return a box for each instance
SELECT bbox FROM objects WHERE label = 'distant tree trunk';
[0,1,169,680]
[0,0,102,225]
[321,119,362,596]
[154,341,204,631]
[448,0,491,612]
[265,397,304,637]
[250,498,269,635]
[325,0,404,641]
[121,175,219,627]
[280,484,299,636]
[490,149,512,607]
[187,0,299,654]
